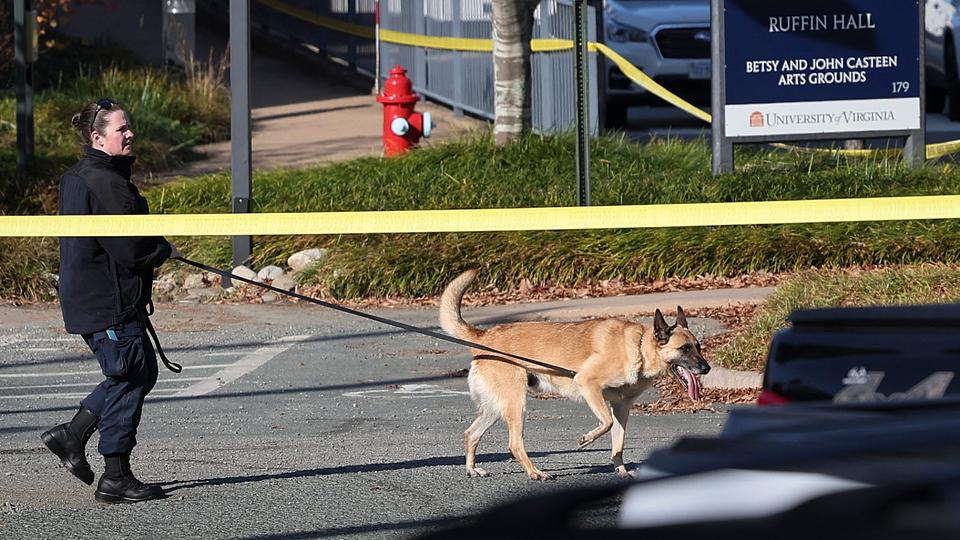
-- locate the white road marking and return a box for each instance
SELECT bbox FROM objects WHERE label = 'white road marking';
[0,333,26,347]
[0,335,311,400]
[0,363,236,378]
[0,377,209,391]
[172,335,312,397]
[0,389,182,400]
[343,383,469,399]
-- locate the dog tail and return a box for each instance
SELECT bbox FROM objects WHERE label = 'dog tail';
[439,269,483,341]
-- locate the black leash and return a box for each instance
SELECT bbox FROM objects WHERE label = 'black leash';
[140,301,182,373]
[174,257,578,378]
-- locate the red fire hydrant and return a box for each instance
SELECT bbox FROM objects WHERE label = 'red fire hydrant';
[377,65,433,157]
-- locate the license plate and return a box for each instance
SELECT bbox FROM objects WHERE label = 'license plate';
[688,61,711,80]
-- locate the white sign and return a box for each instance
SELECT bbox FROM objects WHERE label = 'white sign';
[725,97,920,137]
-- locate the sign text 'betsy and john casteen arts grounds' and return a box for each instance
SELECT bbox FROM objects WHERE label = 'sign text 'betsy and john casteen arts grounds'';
[719,0,921,138]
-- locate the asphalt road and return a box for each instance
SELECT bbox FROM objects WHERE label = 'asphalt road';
[0,298,733,539]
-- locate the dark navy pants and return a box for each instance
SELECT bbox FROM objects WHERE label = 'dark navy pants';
[80,321,158,456]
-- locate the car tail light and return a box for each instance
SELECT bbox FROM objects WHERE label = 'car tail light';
[757,389,790,405]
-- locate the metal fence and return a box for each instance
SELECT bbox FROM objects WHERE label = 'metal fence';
[238,0,597,134]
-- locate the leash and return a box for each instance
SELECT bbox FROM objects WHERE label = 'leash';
[173,257,578,378]
[140,301,182,374]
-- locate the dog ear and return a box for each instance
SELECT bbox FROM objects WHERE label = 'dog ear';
[676,306,688,328]
[654,309,671,344]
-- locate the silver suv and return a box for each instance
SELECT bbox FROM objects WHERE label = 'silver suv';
[602,0,711,127]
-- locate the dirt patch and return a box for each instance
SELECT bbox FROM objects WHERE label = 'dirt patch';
[294,271,788,310]
[633,377,760,415]
[691,303,761,358]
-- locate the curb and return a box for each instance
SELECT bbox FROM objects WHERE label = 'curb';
[701,365,763,390]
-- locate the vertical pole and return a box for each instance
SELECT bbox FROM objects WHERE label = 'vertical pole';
[710,0,733,175]
[574,0,591,206]
[905,0,926,168]
[413,0,426,89]
[15,0,36,171]
[451,0,463,116]
[229,0,252,286]
[375,0,381,94]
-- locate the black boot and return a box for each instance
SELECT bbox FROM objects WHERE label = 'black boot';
[41,406,98,485]
[94,453,166,504]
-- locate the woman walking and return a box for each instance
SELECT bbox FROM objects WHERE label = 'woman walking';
[41,97,181,504]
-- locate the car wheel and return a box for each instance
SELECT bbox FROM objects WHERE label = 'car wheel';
[927,86,946,113]
[946,40,960,121]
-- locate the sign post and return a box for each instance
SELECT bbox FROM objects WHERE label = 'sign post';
[229,0,252,286]
[14,0,37,172]
[574,0,591,206]
[712,0,924,174]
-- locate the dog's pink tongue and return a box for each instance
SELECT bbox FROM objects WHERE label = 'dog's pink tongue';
[679,366,702,402]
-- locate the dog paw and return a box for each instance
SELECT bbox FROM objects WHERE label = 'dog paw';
[614,466,636,479]
[576,434,597,449]
[528,470,553,481]
[467,467,489,478]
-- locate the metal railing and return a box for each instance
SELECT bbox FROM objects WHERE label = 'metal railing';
[240,0,597,134]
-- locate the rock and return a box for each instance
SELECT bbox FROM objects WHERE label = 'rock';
[153,280,176,294]
[231,265,258,282]
[182,273,206,289]
[271,274,297,292]
[187,288,218,300]
[287,248,327,272]
[257,265,284,281]
[261,292,279,303]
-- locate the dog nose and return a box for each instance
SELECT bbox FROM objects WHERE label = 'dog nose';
[697,361,711,375]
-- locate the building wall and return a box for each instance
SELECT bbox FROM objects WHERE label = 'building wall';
[57,0,164,64]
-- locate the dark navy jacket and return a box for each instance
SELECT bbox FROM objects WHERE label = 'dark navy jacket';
[58,146,172,335]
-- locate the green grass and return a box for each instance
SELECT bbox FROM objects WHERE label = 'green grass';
[6,131,960,302]
[714,264,960,371]
[140,133,960,299]
[0,47,229,214]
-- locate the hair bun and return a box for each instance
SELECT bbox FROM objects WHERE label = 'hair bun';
[71,113,82,128]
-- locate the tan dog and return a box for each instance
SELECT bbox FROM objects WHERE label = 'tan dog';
[439,269,711,480]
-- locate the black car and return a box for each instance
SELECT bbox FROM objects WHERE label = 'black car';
[760,304,960,405]
[415,303,960,539]
[417,399,960,539]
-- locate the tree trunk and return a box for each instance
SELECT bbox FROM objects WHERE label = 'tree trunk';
[492,0,539,146]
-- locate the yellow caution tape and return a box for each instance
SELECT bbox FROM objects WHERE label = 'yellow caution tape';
[257,0,374,39]
[4,196,960,237]
[768,142,900,157]
[262,0,960,160]
[590,43,711,124]
[926,139,960,160]
[380,29,490,51]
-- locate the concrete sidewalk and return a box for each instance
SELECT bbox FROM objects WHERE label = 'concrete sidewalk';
[170,19,487,178]
[176,96,485,177]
